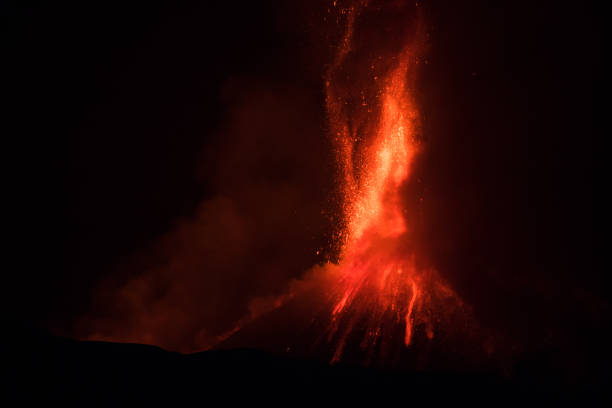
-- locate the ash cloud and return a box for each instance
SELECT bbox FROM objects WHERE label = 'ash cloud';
[78,77,338,351]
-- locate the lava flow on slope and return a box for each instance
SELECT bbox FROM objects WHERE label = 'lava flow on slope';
[317,0,461,364]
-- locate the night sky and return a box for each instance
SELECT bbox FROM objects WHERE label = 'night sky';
[4,0,604,383]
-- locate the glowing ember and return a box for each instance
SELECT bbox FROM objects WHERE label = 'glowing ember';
[321,0,433,362]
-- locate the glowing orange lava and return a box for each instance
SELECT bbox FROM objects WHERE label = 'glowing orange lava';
[322,0,430,362]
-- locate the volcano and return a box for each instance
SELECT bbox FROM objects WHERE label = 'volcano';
[9,0,603,399]
[210,0,489,368]
[215,284,493,372]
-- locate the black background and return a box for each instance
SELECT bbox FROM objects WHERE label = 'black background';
[4,0,304,327]
[3,0,605,393]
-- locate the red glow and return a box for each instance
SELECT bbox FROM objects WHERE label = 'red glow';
[320,0,451,362]
[79,0,473,361]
